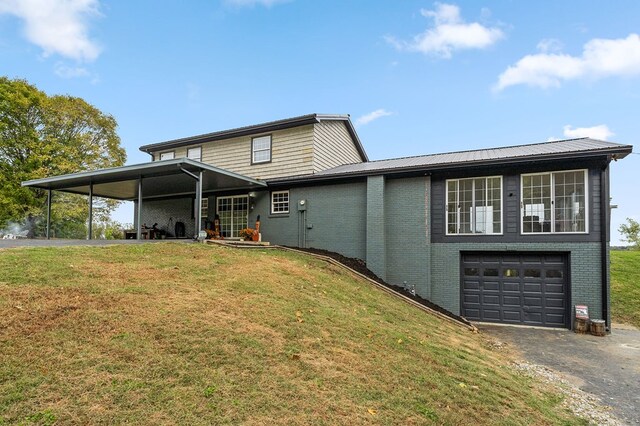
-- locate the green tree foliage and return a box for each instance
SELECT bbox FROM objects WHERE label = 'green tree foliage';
[0,77,126,237]
[619,218,640,249]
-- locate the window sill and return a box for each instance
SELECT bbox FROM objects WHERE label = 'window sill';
[268,213,290,218]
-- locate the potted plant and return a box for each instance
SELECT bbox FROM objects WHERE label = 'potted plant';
[239,228,255,241]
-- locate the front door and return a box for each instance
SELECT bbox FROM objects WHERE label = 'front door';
[216,195,249,238]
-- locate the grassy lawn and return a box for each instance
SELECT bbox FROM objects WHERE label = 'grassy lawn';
[611,249,640,328]
[0,243,584,425]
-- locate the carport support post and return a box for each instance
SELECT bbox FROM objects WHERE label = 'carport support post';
[136,178,143,240]
[46,189,52,240]
[195,171,203,238]
[87,183,93,240]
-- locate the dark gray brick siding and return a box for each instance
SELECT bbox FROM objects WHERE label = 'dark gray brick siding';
[366,176,386,280]
[384,176,431,296]
[430,242,604,322]
[253,183,367,260]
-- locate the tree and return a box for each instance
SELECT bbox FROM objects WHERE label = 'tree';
[0,77,126,237]
[619,218,640,249]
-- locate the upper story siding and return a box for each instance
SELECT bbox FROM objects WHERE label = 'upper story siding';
[152,125,316,180]
[150,120,366,181]
[312,121,362,172]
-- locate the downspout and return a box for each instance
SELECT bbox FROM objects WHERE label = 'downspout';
[600,160,610,331]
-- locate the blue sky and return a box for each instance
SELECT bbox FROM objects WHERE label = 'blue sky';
[1,0,638,244]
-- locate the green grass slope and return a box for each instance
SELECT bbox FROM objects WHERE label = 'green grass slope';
[611,250,640,328]
[0,243,583,425]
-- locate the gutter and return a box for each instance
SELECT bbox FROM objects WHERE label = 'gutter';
[600,161,610,331]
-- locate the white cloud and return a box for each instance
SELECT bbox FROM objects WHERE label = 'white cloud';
[225,0,290,7]
[0,0,101,62]
[386,3,503,58]
[536,38,563,53]
[495,34,640,91]
[355,109,394,127]
[54,63,90,78]
[563,124,614,141]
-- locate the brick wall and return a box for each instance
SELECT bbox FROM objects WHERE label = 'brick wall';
[137,198,196,238]
[430,242,604,322]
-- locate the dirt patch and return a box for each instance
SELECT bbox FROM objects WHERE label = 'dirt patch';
[285,246,473,327]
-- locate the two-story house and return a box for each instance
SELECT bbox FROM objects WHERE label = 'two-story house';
[22,113,633,331]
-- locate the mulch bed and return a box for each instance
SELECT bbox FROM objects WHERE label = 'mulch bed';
[286,246,473,327]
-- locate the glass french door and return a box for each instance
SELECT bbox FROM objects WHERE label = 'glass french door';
[216,195,249,238]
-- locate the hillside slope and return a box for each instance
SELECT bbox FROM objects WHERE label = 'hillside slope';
[0,243,582,425]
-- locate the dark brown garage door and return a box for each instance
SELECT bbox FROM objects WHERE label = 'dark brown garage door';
[461,252,568,328]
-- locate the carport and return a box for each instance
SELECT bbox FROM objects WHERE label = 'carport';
[21,158,266,239]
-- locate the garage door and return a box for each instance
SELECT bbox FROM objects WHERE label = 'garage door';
[461,252,568,328]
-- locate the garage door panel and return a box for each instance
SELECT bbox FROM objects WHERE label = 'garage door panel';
[462,280,480,290]
[523,283,542,292]
[483,281,500,291]
[461,252,568,328]
[544,254,564,264]
[545,283,564,294]
[482,310,501,320]
[482,294,500,305]
[503,295,521,306]
[545,297,565,308]
[503,282,520,292]
[503,310,522,321]
[463,294,480,304]
[462,308,480,320]
[545,313,565,326]
[523,296,543,307]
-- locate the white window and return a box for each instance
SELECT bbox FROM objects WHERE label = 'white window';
[521,170,588,234]
[252,135,271,164]
[160,151,175,160]
[201,198,208,218]
[216,195,249,238]
[446,176,502,235]
[271,191,289,214]
[187,147,202,161]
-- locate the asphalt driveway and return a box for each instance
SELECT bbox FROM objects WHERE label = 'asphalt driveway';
[481,324,640,425]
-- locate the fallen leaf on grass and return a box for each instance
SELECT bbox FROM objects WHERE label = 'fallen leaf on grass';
[458,383,467,388]
[367,408,377,415]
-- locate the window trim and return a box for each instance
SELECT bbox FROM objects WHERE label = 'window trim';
[159,151,175,161]
[251,134,272,165]
[270,190,290,215]
[520,169,589,235]
[187,146,202,162]
[445,175,504,236]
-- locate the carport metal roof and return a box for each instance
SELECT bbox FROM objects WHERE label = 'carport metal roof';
[21,158,267,200]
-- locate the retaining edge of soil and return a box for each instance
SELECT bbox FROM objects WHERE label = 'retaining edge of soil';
[206,240,476,331]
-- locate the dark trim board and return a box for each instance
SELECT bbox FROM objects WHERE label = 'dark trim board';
[460,251,570,328]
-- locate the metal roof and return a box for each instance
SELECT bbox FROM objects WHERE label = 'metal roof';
[138,113,369,162]
[268,137,633,183]
[22,158,266,200]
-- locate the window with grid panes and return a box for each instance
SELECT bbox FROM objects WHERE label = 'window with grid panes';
[446,176,502,234]
[252,135,271,164]
[216,195,248,238]
[271,191,289,214]
[521,170,587,233]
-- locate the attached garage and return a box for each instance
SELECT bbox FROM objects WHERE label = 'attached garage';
[461,252,569,328]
